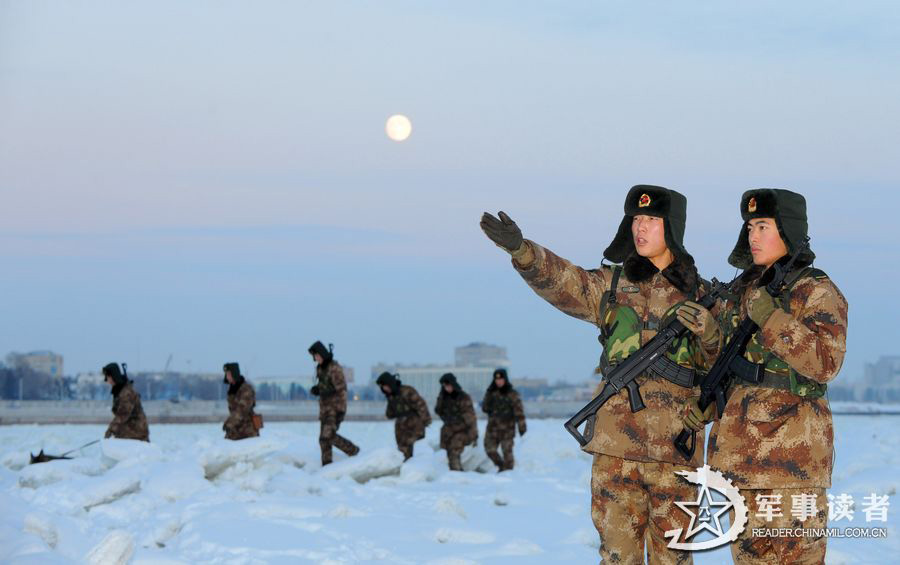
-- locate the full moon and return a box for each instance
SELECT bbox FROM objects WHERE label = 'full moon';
[385,114,412,142]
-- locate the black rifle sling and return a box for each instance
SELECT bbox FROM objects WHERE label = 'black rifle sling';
[597,265,623,346]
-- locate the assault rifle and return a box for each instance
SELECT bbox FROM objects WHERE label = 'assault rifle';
[674,236,811,460]
[564,280,725,447]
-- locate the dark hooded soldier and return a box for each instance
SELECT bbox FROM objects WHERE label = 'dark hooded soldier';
[481,368,526,471]
[309,341,359,465]
[103,362,149,442]
[481,185,718,564]
[434,373,478,471]
[376,371,432,460]
[223,362,259,440]
[681,189,848,564]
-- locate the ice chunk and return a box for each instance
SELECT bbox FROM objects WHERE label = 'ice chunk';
[434,495,467,519]
[23,513,59,549]
[142,462,208,502]
[327,504,366,518]
[496,539,543,555]
[1,451,31,471]
[101,438,162,466]
[85,530,134,565]
[460,446,492,473]
[433,528,495,544]
[319,447,403,484]
[81,476,142,510]
[197,437,284,480]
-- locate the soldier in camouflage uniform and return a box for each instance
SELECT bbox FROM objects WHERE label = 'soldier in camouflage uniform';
[103,362,149,442]
[434,373,478,471]
[481,368,526,471]
[682,189,848,564]
[309,341,360,465]
[223,362,260,440]
[481,186,721,564]
[376,371,432,460]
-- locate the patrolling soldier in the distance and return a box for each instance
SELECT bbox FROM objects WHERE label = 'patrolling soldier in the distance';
[376,371,432,460]
[309,340,360,466]
[223,362,260,440]
[103,362,150,442]
[481,185,719,565]
[434,373,478,471]
[481,368,526,472]
[681,189,848,564]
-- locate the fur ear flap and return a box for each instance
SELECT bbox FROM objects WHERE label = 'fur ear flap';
[622,253,699,295]
[660,255,699,295]
[623,254,659,283]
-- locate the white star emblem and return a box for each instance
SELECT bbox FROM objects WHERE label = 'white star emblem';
[675,483,733,539]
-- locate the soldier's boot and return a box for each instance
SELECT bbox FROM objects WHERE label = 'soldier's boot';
[399,443,414,461]
[447,449,463,471]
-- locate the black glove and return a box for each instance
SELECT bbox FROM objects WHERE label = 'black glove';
[310,385,320,396]
[480,211,523,253]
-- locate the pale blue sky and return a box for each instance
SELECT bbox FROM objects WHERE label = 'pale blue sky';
[1,1,897,382]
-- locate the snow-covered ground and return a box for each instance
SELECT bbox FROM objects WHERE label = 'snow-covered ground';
[0,416,897,564]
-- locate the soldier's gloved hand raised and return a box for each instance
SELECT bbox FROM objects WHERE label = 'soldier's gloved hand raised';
[480,211,523,253]
[676,301,720,347]
[682,397,715,432]
[310,385,320,396]
[747,288,778,327]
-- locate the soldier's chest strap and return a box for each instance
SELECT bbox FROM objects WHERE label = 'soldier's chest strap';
[729,356,825,398]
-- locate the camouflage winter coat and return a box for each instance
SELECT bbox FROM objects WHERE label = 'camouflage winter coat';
[708,269,848,488]
[316,361,348,419]
[513,240,716,466]
[105,382,149,442]
[435,389,478,449]
[482,386,526,440]
[224,379,259,440]
[386,384,432,441]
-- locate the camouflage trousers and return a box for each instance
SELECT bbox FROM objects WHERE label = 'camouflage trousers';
[319,410,359,465]
[591,454,695,565]
[484,420,516,471]
[442,428,472,471]
[729,487,826,565]
[395,417,426,461]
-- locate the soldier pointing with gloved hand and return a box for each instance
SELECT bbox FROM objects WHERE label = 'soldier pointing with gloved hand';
[481,186,717,564]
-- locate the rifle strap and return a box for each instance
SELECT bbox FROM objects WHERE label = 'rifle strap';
[597,265,623,345]
[731,354,826,398]
[779,266,827,314]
